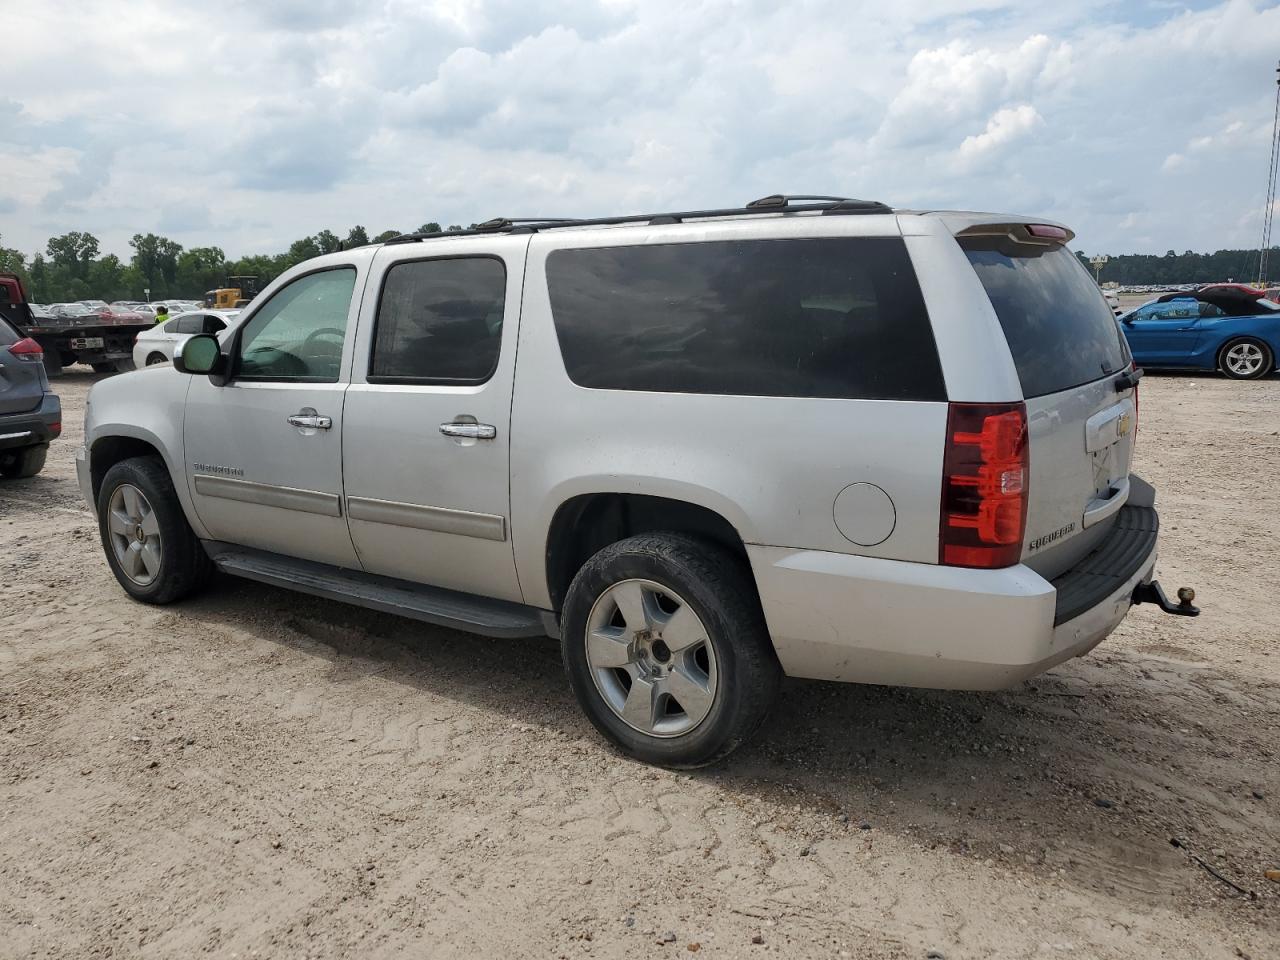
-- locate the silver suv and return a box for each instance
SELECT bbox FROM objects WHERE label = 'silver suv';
[77,195,1197,766]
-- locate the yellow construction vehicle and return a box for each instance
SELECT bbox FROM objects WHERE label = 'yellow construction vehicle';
[204,276,260,310]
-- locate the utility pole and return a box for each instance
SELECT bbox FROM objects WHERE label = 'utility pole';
[1257,59,1280,286]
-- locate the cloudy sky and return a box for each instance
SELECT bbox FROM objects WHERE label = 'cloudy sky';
[3,0,1278,260]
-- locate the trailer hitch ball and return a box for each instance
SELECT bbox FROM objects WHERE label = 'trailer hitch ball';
[1176,586,1195,606]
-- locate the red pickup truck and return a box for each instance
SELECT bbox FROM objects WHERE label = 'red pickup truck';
[0,273,152,376]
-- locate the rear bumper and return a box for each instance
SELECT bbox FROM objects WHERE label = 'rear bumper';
[0,394,61,451]
[748,506,1159,690]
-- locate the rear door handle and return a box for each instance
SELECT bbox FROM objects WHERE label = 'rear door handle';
[287,412,332,430]
[440,421,497,440]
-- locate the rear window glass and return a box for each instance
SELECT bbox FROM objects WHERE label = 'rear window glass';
[962,242,1127,398]
[545,238,946,401]
[0,316,18,345]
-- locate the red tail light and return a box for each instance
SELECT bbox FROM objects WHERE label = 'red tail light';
[49,421,61,438]
[9,337,43,361]
[940,402,1029,568]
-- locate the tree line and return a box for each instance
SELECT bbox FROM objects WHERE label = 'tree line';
[1075,247,1278,287]
[1,227,1277,303]
[0,222,463,304]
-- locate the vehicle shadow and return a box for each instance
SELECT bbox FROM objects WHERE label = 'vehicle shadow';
[175,573,1279,910]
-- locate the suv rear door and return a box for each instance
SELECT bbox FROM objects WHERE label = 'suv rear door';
[0,315,46,416]
[341,236,528,602]
[958,227,1136,579]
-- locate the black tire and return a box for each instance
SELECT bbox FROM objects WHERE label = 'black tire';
[42,349,63,378]
[0,443,48,479]
[1218,337,1274,380]
[91,362,116,374]
[96,455,213,604]
[146,352,168,366]
[561,532,781,768]
[114,358,137,373]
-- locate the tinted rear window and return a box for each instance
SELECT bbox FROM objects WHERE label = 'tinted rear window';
[545,237,945,401]
[0,316,18,346]
[962,242,1127,398]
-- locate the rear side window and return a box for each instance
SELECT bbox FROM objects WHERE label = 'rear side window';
[545,238,945,400]
[962,242,1127,398]
[0,316,18,345]
[370,257,506,384]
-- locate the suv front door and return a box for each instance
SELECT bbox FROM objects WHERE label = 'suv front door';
[342,238,527,602]
[183,263,365,568]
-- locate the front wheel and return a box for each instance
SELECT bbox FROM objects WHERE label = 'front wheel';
[1219,337,1274,380]
[97,456,213,603]
[561,533,781,767]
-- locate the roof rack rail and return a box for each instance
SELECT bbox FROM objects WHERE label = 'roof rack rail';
[746,194,892,214]
[381,194,893,244]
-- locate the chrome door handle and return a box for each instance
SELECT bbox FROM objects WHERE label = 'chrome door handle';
[439,421,497,440]
[287,413,332,430]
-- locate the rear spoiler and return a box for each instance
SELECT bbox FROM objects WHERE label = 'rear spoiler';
[955,222,1076,247]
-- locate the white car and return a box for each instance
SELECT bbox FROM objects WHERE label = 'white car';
[79,195,1198,767]
[132,310,241,368]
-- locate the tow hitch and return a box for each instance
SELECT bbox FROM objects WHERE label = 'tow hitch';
[1133,580,1200,617]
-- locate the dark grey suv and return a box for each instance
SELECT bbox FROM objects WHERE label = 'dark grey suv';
[0,315,61,478]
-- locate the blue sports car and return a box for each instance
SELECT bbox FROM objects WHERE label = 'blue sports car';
[1118,288,1280,380]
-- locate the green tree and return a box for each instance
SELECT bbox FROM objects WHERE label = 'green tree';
[285,236,321,266]
[372,229,401,243]
[88,254,128,300]
[0,234,29,287]
[344,225,370,248]
[416,222,441,234]
[29,253,49,302]
[176,246,227,296]
[129,233,183,297]
[46,231,100,280]
[315,229,341,255]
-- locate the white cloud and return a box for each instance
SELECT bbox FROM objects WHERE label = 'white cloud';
[1,0,1279,258]
[958,104,1044,159]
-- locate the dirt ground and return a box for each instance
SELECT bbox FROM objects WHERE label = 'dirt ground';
[2,369,1277,960]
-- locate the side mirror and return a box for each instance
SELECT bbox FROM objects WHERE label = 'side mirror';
[174,335,225,376]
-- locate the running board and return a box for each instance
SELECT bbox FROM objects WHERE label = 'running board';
[203,542,551,639]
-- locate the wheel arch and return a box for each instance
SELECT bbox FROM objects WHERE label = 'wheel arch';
[88,427,208,538]
[542,491,754,615]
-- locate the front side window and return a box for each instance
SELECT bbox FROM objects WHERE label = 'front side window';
[370,257,506,384]
[545,238,945,400]
[237,268,356,382]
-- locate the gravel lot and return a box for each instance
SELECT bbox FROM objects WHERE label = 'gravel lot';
[2,369,1277,959]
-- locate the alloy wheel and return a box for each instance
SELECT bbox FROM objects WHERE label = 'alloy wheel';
[585,579,718,738]
[107,483,162,586]
[1225,341,1265,377]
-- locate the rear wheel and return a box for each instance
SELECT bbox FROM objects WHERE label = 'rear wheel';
[1219,337,1273,380]
[146,352,168,366]
[561,533,781,767]
[97,456,213,603]
[0,443,48,479]
[42,349,63,378]
[91,362,116,374]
